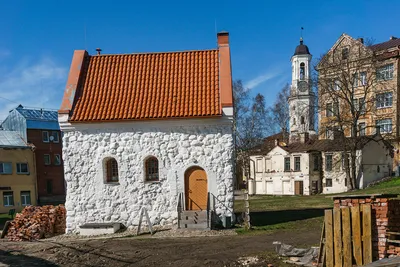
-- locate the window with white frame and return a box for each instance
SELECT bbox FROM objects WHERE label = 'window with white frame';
[284,157,290,172]
[51,131,59,143]
[358,122,366,136]
[42,131,49,143]
[54,154,61,166]
[256,158,263,173]
[16,163,29,174]
[3,192,14,206]
[334,79,340,90]
[0,162,12,174]
[376,64,394,81]
[360,72,366,86]
[326,154,333,171]
[294,156,301,171]
[326,103,333,117]
[325,179,333,187]
[326,128,333,139]
[44,154,51,165]
[21,191,31,206]
[376,92,393,108]
[376,119,392,133]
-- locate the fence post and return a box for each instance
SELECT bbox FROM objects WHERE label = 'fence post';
[325,209,334,267]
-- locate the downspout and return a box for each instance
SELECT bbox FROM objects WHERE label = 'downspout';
[31,145,39,206]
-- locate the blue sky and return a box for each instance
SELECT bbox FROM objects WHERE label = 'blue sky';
[1,0,400,120]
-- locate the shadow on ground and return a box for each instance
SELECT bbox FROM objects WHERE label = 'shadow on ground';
[236,208,325,227]
[0,249,58,267]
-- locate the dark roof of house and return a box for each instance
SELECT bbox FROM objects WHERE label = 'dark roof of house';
[294,39,310,56]
[249,132,289,155]
[369,38,400,51]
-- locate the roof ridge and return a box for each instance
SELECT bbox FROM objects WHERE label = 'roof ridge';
[90,48,219,57]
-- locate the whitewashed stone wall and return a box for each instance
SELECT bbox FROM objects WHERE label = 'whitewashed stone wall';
[61,119,234,233]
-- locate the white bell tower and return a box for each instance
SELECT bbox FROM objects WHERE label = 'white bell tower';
[288,37,316,143]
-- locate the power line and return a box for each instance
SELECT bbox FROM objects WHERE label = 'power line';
[0,96,19,104]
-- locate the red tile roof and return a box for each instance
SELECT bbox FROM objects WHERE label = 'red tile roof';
[68,49,222,122]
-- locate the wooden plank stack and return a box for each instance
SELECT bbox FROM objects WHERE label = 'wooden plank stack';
[5,205,66,241]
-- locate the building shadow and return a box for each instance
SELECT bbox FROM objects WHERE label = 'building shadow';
[236,208,325,226]
[0,249,58,266]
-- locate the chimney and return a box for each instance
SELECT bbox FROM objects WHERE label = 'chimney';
[299,132,309,143]
[357,38,364,44]
[217,31,233,109]
[390,36,398,40]
[275,139,280,146]
[96,48,102,55]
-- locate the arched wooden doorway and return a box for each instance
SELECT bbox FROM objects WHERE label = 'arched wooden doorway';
[184,166,208,210]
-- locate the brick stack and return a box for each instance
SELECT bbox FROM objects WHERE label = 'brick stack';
[6,205,66,241]
[333,194,399,260]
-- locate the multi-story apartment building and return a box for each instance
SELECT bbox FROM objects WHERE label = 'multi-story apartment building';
[317,34,400,173]
[1,105,65,205]
[0,130,37,213]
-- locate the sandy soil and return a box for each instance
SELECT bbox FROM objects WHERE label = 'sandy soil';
[0,229,320,267]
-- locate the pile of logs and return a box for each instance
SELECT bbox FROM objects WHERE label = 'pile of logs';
[6,205,66,241]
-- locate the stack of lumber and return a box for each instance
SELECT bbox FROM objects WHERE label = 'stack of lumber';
[6,205,66,241]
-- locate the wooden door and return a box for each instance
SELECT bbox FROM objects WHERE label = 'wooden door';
[295,181,304,195]
[185,167,208,210]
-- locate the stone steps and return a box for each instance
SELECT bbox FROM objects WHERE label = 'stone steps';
[179,210,209,230]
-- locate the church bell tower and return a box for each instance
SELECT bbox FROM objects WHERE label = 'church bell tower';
[288,37,316,143]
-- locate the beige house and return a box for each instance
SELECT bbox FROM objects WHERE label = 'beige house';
[0,131,37,213]
[317,34,400,173]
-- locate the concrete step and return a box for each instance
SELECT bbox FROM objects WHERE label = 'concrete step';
[179,219,208,225]
[181,222,209,229]
[181,211,207,218]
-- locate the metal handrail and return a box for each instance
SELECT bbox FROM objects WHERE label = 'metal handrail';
[206,192,211,229]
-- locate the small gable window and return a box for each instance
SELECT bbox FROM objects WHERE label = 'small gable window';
[105,158,119,183]
[145,156,159,182]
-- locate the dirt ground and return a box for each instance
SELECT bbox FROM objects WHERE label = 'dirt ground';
[0,229,320,267]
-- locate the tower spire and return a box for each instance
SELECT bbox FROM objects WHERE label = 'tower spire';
[300,27,304,44]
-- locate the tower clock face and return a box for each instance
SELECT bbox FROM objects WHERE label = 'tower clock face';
[298,81,308,92]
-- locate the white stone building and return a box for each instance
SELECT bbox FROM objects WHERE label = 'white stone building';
[248,38,393,195]
[58,32,235,233]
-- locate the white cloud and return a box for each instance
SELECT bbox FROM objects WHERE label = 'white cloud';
[0,57,67,121]
[244,69,281,89]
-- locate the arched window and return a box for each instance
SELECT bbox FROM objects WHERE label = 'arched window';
[300,63,305,80]
[105,158,119,183]
[145,157,159,181]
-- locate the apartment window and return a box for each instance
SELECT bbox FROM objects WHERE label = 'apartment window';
[342,47,349,60]
[376,92,393,108]
[16,163,29,174]
[334,79,340,91]
[376,119,392,133]
[284,157,290,172]
[341,153,346,170]
[326,103,333,117]
[3,192,14,206]
[51,131,59,143]
[352,72,358,87]
[326,179,333,187]
[0,162,12,174]
[326,154,333,171]
[376,64,394,81]
[105,158,119,183]
[46,180,53,194]
[359,98,366,114]
[313,155,319,171]
[359,122,366,136]
[294,157,301,171]
[333,102,339,116]
[42,131,49,143]
[360,72,367,86]
[21,191,31,206]
[44,154,51,165]
[326,128,333,139]
[54,154,61,166]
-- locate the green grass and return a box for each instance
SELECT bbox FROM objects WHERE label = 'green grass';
[234,177,400,235]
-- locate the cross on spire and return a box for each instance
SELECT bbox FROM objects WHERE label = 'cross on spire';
[300,27,304,44]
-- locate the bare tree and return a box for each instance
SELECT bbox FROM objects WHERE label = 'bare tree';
[271,83,290,134]
[233,80,271,229]
[316,37,393,189]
